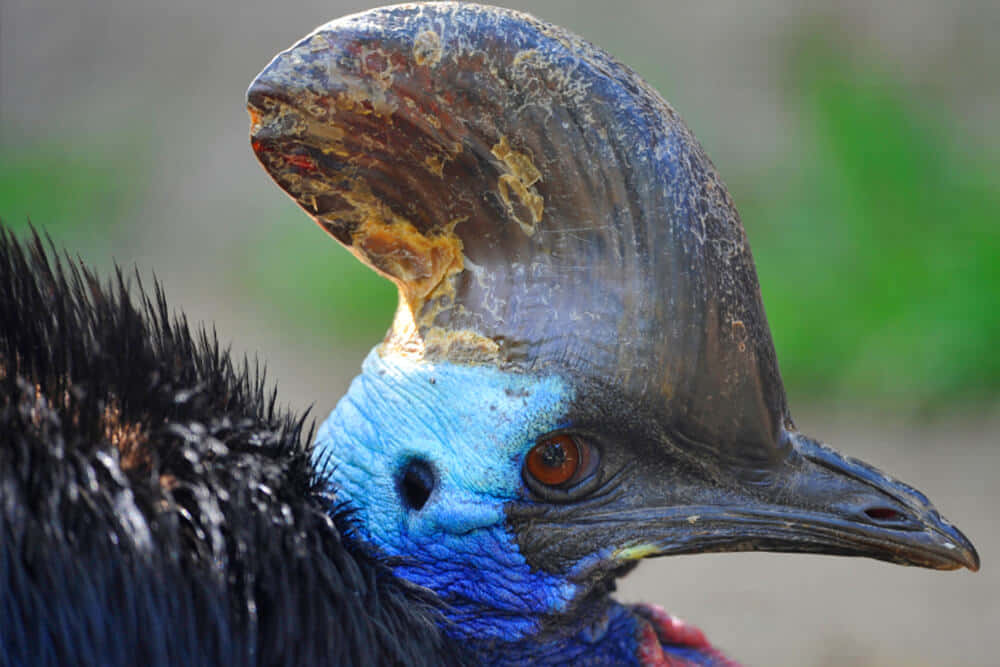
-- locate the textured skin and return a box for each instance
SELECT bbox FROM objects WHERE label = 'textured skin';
[0,229,462,666]
[315,351,577,640]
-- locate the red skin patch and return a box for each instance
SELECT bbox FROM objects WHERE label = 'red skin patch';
[633,603,741,667]
[283,153,318,172]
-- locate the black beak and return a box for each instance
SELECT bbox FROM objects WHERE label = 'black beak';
[515,429,979,576]
[761,432,979,570]
[651,432,977,571]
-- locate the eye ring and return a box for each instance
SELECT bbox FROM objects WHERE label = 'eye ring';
[522,433,600,500]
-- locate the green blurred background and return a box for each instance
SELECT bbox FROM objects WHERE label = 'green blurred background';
[2,1,997,664]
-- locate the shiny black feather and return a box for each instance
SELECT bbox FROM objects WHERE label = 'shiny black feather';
[0,226,463,666]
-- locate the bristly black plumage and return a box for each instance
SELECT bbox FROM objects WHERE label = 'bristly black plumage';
[0,226,463,666]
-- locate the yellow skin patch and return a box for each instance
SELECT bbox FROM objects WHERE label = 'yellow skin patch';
[345,204,504,363]
[350,214,463,304]
[253,84,500,363]
[491,135,544,235]
[614,543,663,561]
[380,293,501,363]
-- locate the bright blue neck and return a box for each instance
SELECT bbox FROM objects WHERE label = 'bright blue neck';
[313,349,578,640]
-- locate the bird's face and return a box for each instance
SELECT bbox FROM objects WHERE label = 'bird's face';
[316,347,977,644]
[315,350,580,640]
[253,1,979,653]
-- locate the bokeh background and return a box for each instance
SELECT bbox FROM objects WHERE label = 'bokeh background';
[2,0,997,664]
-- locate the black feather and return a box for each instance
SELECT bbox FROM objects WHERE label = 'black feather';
[0,226,465,666]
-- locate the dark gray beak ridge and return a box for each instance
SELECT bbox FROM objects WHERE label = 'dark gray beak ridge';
[789,433,979,571]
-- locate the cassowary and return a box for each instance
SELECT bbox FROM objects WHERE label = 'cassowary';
[3,2,979,666]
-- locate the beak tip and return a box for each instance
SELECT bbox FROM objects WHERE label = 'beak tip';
[932,516,979,572]
[957,541,980,573]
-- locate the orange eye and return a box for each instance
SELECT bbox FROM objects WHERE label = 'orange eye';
[526,434,583,487]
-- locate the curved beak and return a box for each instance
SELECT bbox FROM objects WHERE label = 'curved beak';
[640,433,977,571]
[513,431,979,576]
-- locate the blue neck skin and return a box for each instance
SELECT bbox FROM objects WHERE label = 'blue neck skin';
[314,349,577,640]
[314,349,724,665]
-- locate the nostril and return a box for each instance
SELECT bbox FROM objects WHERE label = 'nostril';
[865,507,904,523]
[398,458,435,511]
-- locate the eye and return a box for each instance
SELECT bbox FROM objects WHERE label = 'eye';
[525,434,593,488]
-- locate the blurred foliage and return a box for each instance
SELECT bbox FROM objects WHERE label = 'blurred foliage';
[744,41,1000,406]
[246,221,397,346]
[0,140,141,261]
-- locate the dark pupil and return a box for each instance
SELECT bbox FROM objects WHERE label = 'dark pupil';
[540,442,566,468]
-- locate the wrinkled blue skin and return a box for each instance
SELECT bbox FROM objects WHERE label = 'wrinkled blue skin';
[315,350,718,664]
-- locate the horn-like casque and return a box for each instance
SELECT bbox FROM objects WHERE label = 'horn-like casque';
[249,2,788,468]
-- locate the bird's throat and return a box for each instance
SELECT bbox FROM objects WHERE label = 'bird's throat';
[459,599,737,666]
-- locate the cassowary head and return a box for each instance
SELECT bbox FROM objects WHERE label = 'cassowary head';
[247,3,978,661]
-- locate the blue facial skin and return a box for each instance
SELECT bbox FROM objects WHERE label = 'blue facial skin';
[314,350,722,665]
[314,349,579,641]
